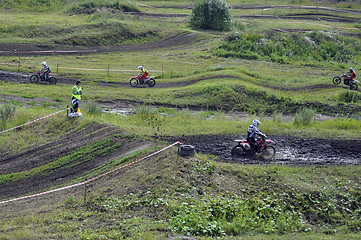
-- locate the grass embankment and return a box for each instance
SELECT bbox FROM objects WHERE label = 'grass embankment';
[1,141,360,239]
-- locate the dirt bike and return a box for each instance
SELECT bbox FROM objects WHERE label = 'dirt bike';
[30,71,57,84]
[231,137,276,159]
[130,73,156,87]
[333,74,358,90]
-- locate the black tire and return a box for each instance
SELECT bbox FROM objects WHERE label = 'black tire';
[332,76,341,85]
[48,77,57,84]
[231,145,246,157]
[179,145,195,156]
[261,146,276,159]
[147,78,156,87]
[30,75,39,83]
[130,78,138,87]
[350,83,358,91]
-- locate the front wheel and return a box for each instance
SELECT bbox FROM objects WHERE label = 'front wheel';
[147,78,156,87]
[333,76,341,85]
[350,83,358,91]
[48,77,57,84]
[130,78,138,87]
[231,145,246,157]
[261,146,276,159]
[30,75,39,83]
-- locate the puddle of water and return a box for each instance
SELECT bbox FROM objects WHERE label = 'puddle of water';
[103,108,135,116]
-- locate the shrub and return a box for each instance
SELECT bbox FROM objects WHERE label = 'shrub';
[84,101,102,116]
[189,0,233,31]
[293,108,317,126]
[0,104,16,129]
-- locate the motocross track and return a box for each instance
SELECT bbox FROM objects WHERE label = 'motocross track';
[0,123,155,200]
[1,5,361,203]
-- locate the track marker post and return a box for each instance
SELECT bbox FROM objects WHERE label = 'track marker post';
[84,179,87,202]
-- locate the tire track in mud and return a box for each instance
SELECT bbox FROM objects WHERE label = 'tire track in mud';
[161,135,361,165]
[0,123,154,200]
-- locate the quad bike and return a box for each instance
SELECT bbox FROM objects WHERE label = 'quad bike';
[130,73,156,87]
[333,74,358,90]
[231,137,276,159]
[30,71,57,84]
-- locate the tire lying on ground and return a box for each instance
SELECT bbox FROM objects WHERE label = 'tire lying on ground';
[179,145,195,157]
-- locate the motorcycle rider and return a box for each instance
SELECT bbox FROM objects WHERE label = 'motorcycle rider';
[247,119,267,153]
[138,65,148,84]
[345,67,356,84]
[40,61,51,80]
[71,80,82,113]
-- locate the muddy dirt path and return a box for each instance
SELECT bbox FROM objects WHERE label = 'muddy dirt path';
[0,123,155,200]
[162,135,361,165]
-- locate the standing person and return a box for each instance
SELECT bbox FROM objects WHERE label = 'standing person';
[137,65,148,83]
[247,119,267,153]
[40,61,51,80]
[71,80,82,113]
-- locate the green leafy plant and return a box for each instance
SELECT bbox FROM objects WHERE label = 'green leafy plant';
[189,0,233,31]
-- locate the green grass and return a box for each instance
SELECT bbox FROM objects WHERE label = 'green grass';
[1,1,361,239]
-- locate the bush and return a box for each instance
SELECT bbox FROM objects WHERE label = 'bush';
[189,0,233,31]
[84,101,102,116]
[0,104,16,130]
[293,108,317,126]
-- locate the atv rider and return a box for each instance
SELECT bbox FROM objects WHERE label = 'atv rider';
[71,80,82,113]
[40,61,51,80]
[247,119,267,153]
[137,65,149,84]
[345,67,356,85]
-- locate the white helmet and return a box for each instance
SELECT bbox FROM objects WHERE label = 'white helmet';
[349,67,353,71]
[252,119,261,127]
[138,65,143,70]
[41,61,47,66]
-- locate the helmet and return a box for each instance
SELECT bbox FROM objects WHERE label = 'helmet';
[252,119,261,127]
[138,65,143,70]
[41,61,47,66]
[349,67,353,71]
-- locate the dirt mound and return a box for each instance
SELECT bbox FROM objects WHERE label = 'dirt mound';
[0,123,154,200]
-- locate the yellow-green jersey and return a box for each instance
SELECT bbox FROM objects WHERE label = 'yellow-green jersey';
[72,85,82,100]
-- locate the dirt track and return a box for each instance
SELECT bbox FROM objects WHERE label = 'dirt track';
[162,134,361,165]
[0,123,155,200]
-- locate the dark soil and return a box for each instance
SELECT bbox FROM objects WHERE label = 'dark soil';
[0,123,154,200]
[162,134,361,165]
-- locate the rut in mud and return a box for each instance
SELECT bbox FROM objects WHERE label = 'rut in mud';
[0,123,155,201]
[162,135,361,165]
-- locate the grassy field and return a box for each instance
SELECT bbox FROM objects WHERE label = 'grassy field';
[1,0,361,239]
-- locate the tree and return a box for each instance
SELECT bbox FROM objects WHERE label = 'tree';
[189,0,233,31]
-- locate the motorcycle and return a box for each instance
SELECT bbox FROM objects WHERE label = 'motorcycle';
[333,74,358,90]
[231,137,276,159]
[30,71,57,84]
[130,73,156,87]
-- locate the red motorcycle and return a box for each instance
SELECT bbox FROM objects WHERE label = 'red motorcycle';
[231,137,276,159]
[130,73,156,87]
[30,71,57,84]
[333,74,358,90]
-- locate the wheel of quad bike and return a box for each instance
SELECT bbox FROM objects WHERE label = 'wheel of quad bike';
[231,145,246,157]
[350,83,358,91]
[30,75,39,83]
[48,77,57,84]
[130,78,138,87]
[261,146,276,159]
[147,78,156,87]
[332,76,341,85]
[179,145,195,157]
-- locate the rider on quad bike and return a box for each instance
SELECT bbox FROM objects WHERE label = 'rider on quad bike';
[138,65,149,84]
[247,119,267,153]
[40,61,51,80]
[345,67,356,85]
